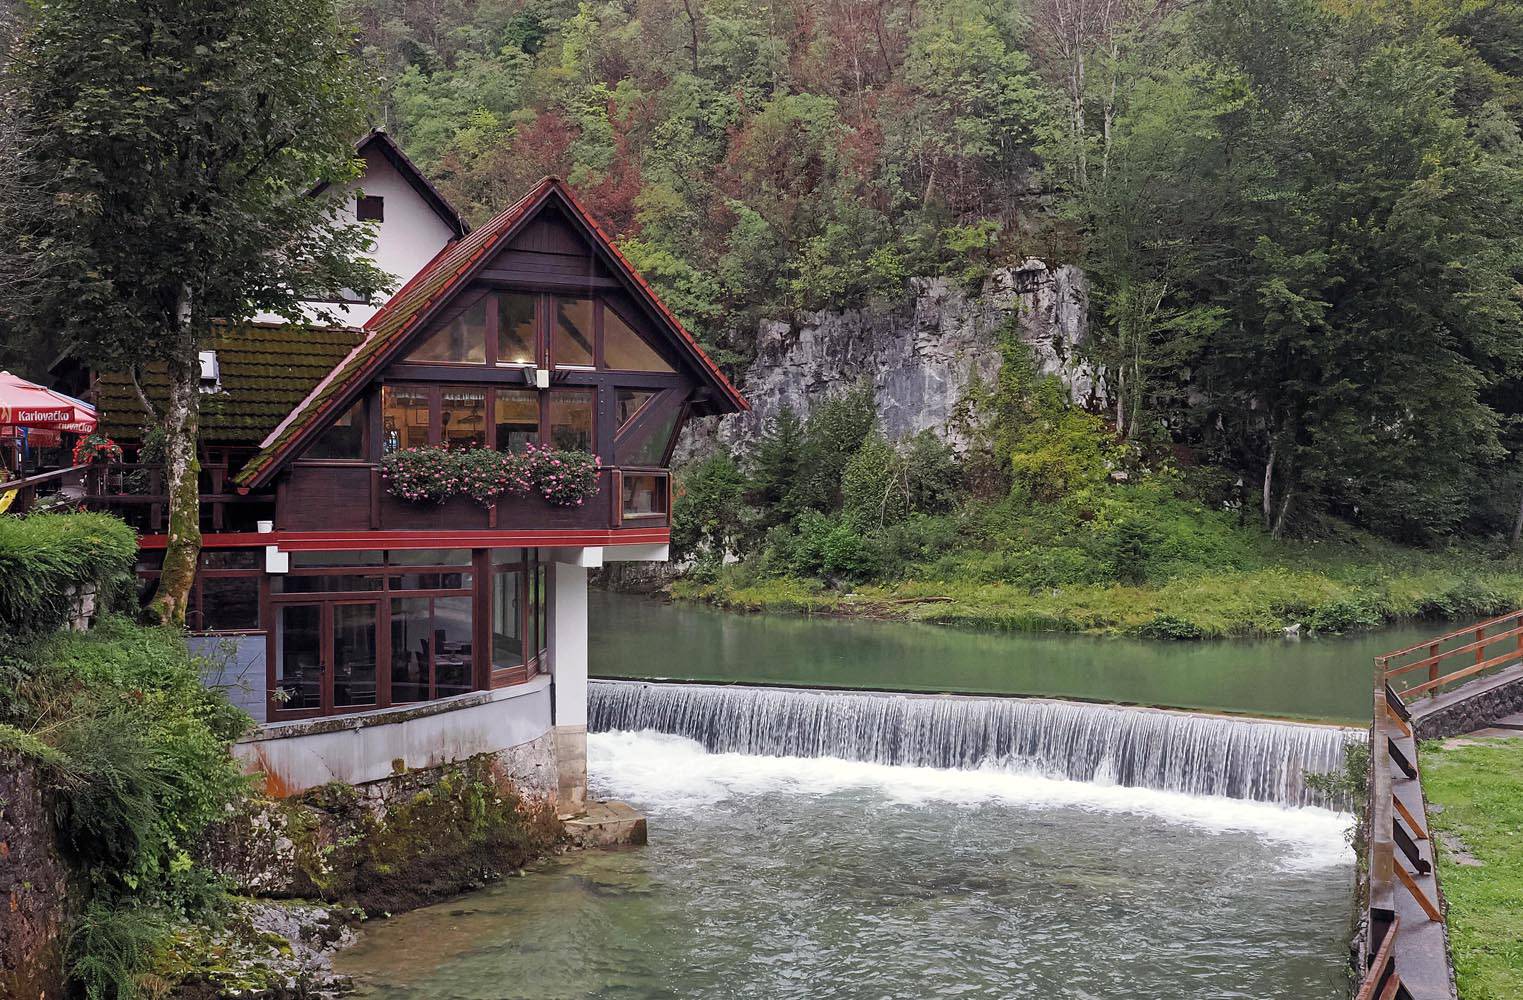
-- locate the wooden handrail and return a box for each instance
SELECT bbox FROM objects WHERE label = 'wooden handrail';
[0,464,89,491]
[1380,609,1523,660]
[1353,915,1401,1000]
[1402,645,1523,698]
[1383,622,1523,677]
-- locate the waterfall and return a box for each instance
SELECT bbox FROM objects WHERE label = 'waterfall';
[589,680,1359,809]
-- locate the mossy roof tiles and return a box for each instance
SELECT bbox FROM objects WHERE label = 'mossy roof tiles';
[95,324,363,446]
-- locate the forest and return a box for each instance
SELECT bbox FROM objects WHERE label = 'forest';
[345,0,1523,634]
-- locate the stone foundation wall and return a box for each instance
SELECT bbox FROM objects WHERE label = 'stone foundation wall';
[0,756,71,1000]
[206,746,564,913]
[1412,665,1523,740]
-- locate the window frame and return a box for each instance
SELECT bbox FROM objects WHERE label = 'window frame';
[356,194,384,222]
[263,548,550,721]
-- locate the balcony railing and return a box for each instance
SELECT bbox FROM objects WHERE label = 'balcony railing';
[78,463,273,533]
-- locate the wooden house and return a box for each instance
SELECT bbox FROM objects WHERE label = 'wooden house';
[83,155,746,805]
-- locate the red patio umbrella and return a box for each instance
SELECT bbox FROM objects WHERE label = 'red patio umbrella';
[0,371,97,435]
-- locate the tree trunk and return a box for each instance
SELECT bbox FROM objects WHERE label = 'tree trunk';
[149,336,202,626]
[1261,443,1275,532]
[1512,480,1523,548]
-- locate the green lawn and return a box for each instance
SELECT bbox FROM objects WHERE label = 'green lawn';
[1422,738,1523,1000]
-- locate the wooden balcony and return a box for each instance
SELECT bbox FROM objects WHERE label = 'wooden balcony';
[40,461,669,540]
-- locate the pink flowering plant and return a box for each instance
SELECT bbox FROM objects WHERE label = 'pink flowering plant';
[378,445,459,503]
[523,443,601,507]
[379,444,600,507]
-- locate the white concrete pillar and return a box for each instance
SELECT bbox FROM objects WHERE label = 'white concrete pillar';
[551,559,589,811]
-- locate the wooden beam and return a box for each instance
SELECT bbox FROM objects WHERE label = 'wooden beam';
[1394,863,1443,922]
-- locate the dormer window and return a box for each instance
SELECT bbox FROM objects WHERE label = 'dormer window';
[357,194,384,222]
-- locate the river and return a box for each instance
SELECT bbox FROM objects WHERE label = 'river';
[335,595,1382,997]
[337,730,1354,999]
[590,590,1439,723]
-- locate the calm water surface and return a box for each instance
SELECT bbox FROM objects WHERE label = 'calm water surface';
[590,591,1443,723]
[338,731,1355,999]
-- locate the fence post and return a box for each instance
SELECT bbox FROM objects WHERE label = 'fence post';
[1428,642,1439,699]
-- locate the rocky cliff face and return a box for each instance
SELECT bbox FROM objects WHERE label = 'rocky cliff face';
[684,259,1095,457]
[0,756,71,1000]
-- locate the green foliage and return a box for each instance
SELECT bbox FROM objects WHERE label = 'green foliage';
[793,384,877,512]
[841,433,908,533]
[0,512,137,638]
[767,512,880,580]
[671,453,750,563]
[748,405,804,531]
[67,901,167,1000]
[2,600,252,999]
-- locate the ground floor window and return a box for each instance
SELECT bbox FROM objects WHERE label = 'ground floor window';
[136,548,263,633]
[265,547,551,718]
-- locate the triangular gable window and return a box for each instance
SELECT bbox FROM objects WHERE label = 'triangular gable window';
[407,298,487,364]
[603,305,674,373]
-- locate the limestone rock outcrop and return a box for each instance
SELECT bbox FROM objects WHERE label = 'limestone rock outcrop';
[682,259,1096,458]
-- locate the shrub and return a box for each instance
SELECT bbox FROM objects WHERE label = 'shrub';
[671,454,751,562]
[0,512,138,637]
[67,901,167,1000]
[842,432,908,532]
[378,445,459,503]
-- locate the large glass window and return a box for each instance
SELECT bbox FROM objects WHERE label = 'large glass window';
[498,293,537,366]
[382,385,430,454]
[440,387,487,449]
[604,306,673,372]
[407,298,487,364]
[623,406,681,466]
[549,389,595,452]
[495,389,539,452]
[492,565,524,670]
[390,595,473,703]
[305,400,365,459]
[199,577,261,631]
[389,597,432,704]
[615,389,655,432]
[552,298,594,367]
[622,473,669,519]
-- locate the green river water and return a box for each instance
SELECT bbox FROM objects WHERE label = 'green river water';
[589,590,1442,723]
[334,595,1431,997]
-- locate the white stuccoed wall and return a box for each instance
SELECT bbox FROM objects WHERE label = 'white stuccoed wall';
[252,143,459,328]
[552,561,590,809]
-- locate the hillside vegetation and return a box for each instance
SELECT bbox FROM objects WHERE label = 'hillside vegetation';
[176,0,1523,637]
[669,336,1523,637]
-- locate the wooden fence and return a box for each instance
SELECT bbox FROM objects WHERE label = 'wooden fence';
[1349,610,1523,999]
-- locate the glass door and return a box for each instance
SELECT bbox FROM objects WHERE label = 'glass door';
[274,603,323,712]
[331,602,379,710]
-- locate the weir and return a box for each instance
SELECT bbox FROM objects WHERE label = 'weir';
[589,680,1358,808]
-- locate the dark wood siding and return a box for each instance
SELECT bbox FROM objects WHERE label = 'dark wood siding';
[282,465,372,531]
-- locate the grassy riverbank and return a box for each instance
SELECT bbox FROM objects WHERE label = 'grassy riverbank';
[1423,737,1523,1000]
[673,539,1523,639]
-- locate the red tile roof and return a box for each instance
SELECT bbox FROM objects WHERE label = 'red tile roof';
[234,178,746,488]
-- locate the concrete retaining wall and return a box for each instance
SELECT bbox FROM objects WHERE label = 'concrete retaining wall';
[234,675,557,797]
[1411,664,1523,740]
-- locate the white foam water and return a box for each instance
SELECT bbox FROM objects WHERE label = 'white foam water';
[589,729,1353,870]
[589,679,1361,808]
